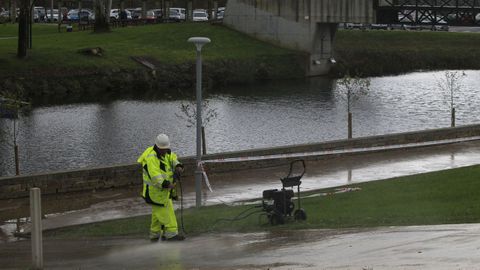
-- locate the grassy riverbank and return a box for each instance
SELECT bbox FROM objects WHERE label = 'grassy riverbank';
[2,23,480,102]
[2,24,479,76]
[0,23,304,103]
[47,165,480,239]
[0,23,296,71]
[334,29,480,76]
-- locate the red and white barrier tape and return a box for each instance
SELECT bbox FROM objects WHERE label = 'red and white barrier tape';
[196,136,480,193]
[198,162,213,192]
[201,136,480,164]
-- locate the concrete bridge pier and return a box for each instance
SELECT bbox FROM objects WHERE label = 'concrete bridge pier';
[224,0,374,77]
[309,23,338,76]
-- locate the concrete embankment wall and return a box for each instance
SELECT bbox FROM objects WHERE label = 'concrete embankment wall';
[1,124,480,199]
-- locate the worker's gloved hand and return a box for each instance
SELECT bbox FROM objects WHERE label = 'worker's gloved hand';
[170,185,178,200]
[161,180,172,189]
[175,165,184,174]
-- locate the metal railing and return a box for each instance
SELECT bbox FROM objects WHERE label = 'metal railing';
[376,0,480,25]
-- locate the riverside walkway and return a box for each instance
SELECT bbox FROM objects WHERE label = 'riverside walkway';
[1,139,480,269]
[1,139,480,242]
[2,221,480,269]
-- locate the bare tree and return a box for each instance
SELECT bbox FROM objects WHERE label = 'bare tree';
[0,83,29,175]
[175,98,218,154]
[335,75,370,139]
[436,71,465,127]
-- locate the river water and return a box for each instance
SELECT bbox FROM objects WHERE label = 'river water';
[1,70,480,176]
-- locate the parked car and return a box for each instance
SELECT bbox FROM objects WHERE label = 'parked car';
[0,9,9,19]
[167,8,182,22]
[369,23,389,30]
[418,16,449,31]
[344,22,366,30]
[129,8,142,19]
[110,9,132,21]
[169,7,185,21]
[0,10,8,23]
[67,9,94,22]
[45,9,59,22]
[33,6,46,22]
[216,6,225,20]
[145,9,162,23]
[448,13,475,25]
[398,11,414,23]
[476,13,480,23]
[192,9,208,22]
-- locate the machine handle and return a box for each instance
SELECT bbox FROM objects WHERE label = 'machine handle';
[285,159,306,179]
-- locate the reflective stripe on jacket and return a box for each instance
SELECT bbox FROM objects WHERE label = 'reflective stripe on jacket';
[137,146,181,206]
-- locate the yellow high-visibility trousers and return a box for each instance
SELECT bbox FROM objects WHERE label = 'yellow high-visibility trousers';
[150,199,178,239]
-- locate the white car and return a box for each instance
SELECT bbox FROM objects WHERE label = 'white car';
[33,6,45,22]
[45,9,59,22]
[216,7,225,20]
[0,9,9,20]
[169,7,185,21]
[110,9,132,20]
[192,9,208,22]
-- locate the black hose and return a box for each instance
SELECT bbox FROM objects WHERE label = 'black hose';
[215,209,263,223]
[210,205,263,230]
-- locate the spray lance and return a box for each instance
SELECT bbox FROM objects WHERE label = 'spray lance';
[172,170,187,235]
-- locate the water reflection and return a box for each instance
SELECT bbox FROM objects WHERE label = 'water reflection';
[1,71,480,176]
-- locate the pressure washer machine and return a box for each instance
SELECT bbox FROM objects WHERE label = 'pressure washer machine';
[262,160,307,225]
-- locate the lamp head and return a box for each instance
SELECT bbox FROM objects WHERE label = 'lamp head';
[188,37,211,51]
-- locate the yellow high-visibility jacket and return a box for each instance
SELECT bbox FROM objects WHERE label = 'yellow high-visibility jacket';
[137,146,181,206]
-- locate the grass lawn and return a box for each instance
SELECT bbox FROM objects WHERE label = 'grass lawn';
[3,24,480,78]
[47,165,480,239]
[0,23,295,74]
[335,29,480,75]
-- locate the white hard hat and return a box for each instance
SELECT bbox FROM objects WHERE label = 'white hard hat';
[155,133,170,149]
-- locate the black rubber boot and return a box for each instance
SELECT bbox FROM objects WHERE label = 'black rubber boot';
[165,235,185,241]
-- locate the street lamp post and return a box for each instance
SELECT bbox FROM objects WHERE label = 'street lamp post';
[188,37,211,208]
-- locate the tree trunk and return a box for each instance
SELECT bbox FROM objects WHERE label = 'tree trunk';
[14,144,20,175]
[94,0,110,32]
[451,107,456,128]
[348,112,353,139]
[10,0,18,23]
[201,126,207,155]
[28,6,32,49]
[141,0,146,21]
[106,0,112,23]
[17,0,28,58]
[50,0,53,22]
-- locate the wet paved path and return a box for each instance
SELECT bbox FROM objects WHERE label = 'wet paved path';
[2,140,480,241]
[2,223,480,269]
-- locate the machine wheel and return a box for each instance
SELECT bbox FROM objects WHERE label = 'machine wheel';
[269,212,285,225]
[294,209,307,221]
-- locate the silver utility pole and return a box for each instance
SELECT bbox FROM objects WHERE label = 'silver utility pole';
[187,37,211,208]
